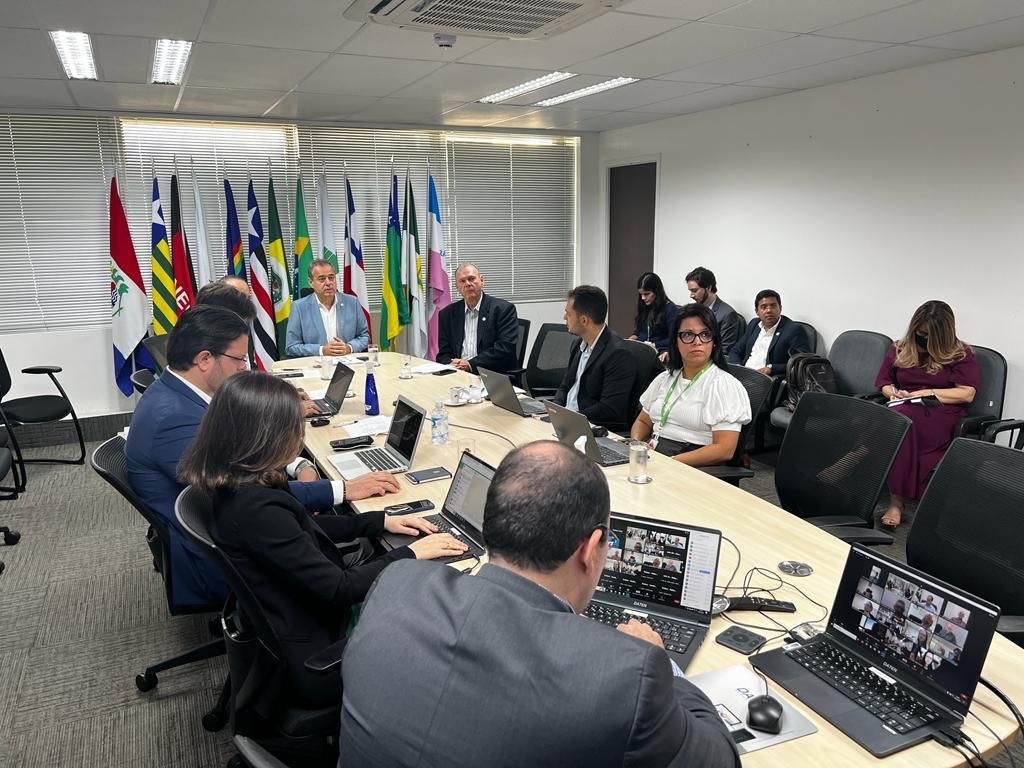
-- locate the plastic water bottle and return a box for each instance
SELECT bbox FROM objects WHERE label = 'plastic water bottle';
[364,362,380,416]
[431,399,449,444]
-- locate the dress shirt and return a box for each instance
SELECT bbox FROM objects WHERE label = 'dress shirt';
[567,326,606,413]
[745,322,778,370]
[461,295,483,360]
[318,298,338,354]
[165,368,211,404]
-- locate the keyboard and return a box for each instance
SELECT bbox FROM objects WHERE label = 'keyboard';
[596,440,629,465]
[584,603,697,654]
[356,447,403,472]
[786,642,943,734]
[313,399,338,415]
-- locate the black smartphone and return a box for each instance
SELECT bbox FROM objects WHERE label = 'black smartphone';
[432,368,458,376]
[273,372,303,379]
[330,436,374,451]
[406,467,453,484]
[384,499,436,515]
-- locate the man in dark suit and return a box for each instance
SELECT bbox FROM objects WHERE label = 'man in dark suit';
[729,289,810,376]
[554,285,635,432]
[435,263,518,373]
[339,441,740,768]
[686,266,744,354]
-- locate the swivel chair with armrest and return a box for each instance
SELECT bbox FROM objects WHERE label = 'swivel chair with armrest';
[505,318,531,389]
[700,365,773,486]
[523,323,575,399]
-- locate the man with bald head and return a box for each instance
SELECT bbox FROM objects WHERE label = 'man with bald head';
[219,274,250,297]
[435,263,519,373]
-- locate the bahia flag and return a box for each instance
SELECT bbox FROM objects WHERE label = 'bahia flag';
[425,172,451,361]
[380,167,407,350]
[266,176,291,353]
[224,178,246,280]
[401,167,427,357]
[247,180,278,370]
[292,175,312,301]
[150,177,177,335]
[343,171,371,341]
[169,174,197,311]
[109,177,149,396]
[190,161,215,288]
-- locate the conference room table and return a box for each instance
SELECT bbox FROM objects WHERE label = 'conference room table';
[278,352,1023,766]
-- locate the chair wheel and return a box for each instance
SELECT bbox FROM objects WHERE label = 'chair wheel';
[2,530,19,545]
[135,671,158,691]
[202,709,228,732]
[0,561,5,575]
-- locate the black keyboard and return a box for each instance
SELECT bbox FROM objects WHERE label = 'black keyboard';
[313,399,337,415]
[597,444,629,465]
[786,642,943,734]
[418,515,483,558]
[356,448,402,472]
[584,603,697,654]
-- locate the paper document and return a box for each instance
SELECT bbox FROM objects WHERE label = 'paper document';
[886,394,939,408]
[333,415,391,437]
[304,387,327,400]
[411,362,454,374]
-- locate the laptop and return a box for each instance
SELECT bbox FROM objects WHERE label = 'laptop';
[585,513,722,671]
[381,450,494,564]
[307,362,355,417]
[327,396,426,480]
[477,367,547,417]
[544,401,630,467]
[751,544,1000,757]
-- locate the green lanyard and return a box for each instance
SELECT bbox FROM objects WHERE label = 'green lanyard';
[659,363,711,428]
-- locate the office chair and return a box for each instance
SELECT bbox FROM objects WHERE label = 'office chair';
[0,445,20,576]
[506,318,532,389]
[175,487,342,768]
[982,419,1024,450]
[141,334,169,373]
[89,436,230,731]
[130,368,155,395]
[793,321,818,354]
[523,322,575,398]
[906,439,1024,644]
[619,339,663,432]
[0,430,20,500]
[953,345,1006,439]
[701,365,773,486]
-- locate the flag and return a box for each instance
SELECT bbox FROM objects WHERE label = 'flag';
[190,162,215,287]
[224,178,245,280]
[170,174,198,304]
[380,167,407,350]
[109,177,149,396]
[343,171,371,341]
[150,177,176,335]
[316,169,341,276]
[247,180,278,370]
[266,175,291,353]
[425,172,451,361]
[401,167,426,357]
[292,175,312,301]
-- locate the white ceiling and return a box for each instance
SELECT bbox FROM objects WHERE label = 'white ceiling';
[3,0,1024,132]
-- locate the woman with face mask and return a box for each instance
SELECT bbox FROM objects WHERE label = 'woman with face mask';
[875,300,979,529]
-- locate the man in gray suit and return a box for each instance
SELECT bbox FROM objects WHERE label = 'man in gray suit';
[686,266,743,355]
[339,441,740,768]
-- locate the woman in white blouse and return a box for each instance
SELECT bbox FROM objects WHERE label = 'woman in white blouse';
[630,303,751,466]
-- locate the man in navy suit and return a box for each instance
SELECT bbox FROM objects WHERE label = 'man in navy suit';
[728,289,810,376]
[285,259,370,358]
[435,263,519,373]
[126,306,398,607]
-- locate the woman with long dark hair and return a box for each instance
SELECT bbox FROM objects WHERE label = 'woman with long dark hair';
[628,272,677,358]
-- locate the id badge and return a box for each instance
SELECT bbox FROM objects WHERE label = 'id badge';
[648,435,659,451]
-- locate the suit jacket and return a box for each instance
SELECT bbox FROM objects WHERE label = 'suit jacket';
[340,561,740,768]
[554,328,635,432]
[728,315,810,376]
[125,373,335,607]
[284,293,370,358]
[633,301,678,352]
[710,297,743,356]
[435,293,519,373]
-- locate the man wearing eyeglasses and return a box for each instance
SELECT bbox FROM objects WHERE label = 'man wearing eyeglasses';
[339,441,740,768]
[284,259,370,358]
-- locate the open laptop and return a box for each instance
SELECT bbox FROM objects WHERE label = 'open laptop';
[751,544,1000,757]
[381,450,494,564]
[477,367,547,417]
[327,396,426,480]
[545,401,630,466]
[307,362,355,417]
[585,513,722,671]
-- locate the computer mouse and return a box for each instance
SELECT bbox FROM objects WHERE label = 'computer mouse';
[746,694,784,734]
[592,425,609,438]
[310,417,330,427]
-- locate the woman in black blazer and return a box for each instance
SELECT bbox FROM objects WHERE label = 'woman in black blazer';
[179,371,467,706]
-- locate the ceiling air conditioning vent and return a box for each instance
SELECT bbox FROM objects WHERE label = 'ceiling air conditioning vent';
[344,0,622,40]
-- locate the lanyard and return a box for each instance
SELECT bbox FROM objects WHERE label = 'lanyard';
[659,363,711,428]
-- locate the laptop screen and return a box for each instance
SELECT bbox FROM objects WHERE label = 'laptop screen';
[442,451,495,535]
[385,397,424,460]
[324,363,355,405]
[828,546,999,715]
[596,513,721,617]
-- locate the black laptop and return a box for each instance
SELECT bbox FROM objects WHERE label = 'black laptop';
[585,512,722,671]
[327,396,426,480]
[477,367,547,417]
[751,544,1000,757]
[544,401,630,466]
[308,362,355,417]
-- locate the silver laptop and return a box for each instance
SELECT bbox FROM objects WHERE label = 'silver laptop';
[477,367,547,417]
[544,401,630,466]
[307,362,355,417]
[328,396,426,480]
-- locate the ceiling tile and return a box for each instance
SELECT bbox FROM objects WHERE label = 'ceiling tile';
[816,0,1024,44]
[200,0,363,52]
[500,75,608,106]
[339,23,491,62]
[187,43,328,90]
[487,107,609,129]
[298,54,442,97]
[68,81,179,111]
[176,87,287,117]
[618,0,748,20]
[0,0,37,28]
[564,111,672,131]
[742,44,969,89]
[389,63,550,103]
[555,79,713,111]
[0,27,64,79]
[641,84,790,114]
[93,35,152,84]
[662,34,886,84]
[31,0,209,38]
[440,103,539,127]
[705,0,911,34]
[915,15,1024,52]
[573,22,792,78]
[456,12,675,70]
[266,92,378,119]
[0,78,73,108]
[344,97,447,125]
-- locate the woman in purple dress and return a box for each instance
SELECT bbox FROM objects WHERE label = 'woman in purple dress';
[874,301,979,529]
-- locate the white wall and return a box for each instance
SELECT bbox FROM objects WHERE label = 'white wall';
[597,44,1024,421]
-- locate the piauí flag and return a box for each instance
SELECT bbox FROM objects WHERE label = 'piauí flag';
[425,173,451,361]
[292,175,312,301]
[191,163,215,288]
[266,176,291,353]
[247,180,278,370]
[224,179,245,280]
[343,172,371,342]
[150,177,176,335]
[169,174,197,311]
[401,168,427,358]
[380,168,406,350]
[316,169,341,280]
[110,178,149,396]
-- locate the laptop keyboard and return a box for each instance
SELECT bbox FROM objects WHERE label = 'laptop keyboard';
[597,444,629,465]
[313,399,336,414]
[584,603,697,654]
[786,642,943,734]
[356,447,402,472]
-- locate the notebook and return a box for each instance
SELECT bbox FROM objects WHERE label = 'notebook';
[477,367,546,417]
[327,396,426,480]
[544,401,630,466]
[308,362,355,417]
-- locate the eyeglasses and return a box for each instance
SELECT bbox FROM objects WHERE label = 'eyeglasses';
[594,523,610,545]
[677,330,714,344]
[218,351,249,365]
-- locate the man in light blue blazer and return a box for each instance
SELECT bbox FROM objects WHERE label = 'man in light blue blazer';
[285,259,370,358]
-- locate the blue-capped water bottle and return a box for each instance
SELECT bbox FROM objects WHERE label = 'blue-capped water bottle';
[363,361,379,416]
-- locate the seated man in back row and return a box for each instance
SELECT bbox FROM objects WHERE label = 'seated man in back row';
[435,263,519,373]
[729,289,810,375]
[285,259,369,358]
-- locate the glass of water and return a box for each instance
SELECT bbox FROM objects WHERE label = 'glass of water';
[628,440,652,484]
[367,344,379,366]
[399,356,413,379]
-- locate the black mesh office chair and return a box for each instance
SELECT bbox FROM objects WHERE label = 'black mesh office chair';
[906,439,1024,643]
[130,369,156,395]
[702,365,774,486]
[982,419,1024,450]
[524,322,575,398]
[954,345,1006,438]
[619,339,663,431]
[793,321,818,354]
[142,334,169,373]
[506,318,532,388]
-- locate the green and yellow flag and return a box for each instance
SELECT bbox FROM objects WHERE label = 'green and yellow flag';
[380,169,407,349]
[267,176,291,354]
[292,175,313,301]
[150,176,176,335]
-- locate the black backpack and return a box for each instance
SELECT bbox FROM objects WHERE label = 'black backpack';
[784,353,838,412]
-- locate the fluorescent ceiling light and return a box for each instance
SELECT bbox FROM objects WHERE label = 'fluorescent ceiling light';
[151,39,192,85]
[444,134,556,146]
[49,31,97,80]
[479,72,576,104]
[535,76,639,106]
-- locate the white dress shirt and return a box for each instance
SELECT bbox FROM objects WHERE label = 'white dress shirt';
[639,365,750,446]
[567,326,605,413]
[745,322,779,370]
[461,294,483,360]
[318,298,338,355]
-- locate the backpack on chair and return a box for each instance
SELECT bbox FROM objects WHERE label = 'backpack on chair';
[784,353,837,412]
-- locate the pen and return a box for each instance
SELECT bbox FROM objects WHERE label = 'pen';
[333,419,361,428]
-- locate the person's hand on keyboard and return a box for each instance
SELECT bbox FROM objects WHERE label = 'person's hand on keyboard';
[345,472,401,501]
[408,533,469,560]
[385,514,439,537]
[297,390,321,417]
[616,619,664,649]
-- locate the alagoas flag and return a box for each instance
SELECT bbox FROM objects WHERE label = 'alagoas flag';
[109,177,149,396]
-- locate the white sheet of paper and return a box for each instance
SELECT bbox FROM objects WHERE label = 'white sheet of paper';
[304,387,327,400]
[411,362,454,374]
[334,415,391,437]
